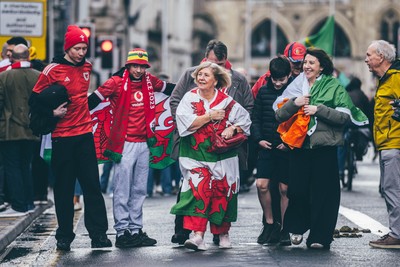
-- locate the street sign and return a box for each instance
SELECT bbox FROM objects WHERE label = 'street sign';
[0,0,47,60]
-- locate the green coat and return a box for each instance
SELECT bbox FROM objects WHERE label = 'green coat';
[0,67,40,141]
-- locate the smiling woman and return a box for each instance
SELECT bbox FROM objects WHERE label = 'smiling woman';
[274,47,368,250]
[170,61,251,251]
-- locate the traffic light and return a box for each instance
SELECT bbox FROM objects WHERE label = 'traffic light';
[77,23,95,59]
[98,36,116,69]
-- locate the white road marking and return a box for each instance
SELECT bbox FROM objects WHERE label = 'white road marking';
[339,205,390,236]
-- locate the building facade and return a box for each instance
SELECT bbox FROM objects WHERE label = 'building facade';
[54,0,400,95]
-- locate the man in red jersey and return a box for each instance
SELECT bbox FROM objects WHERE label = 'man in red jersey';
[88,48,175,248]
[31,25,112,251]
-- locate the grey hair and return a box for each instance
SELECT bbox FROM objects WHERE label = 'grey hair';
[370,40,396,63]
[191,61,232,89]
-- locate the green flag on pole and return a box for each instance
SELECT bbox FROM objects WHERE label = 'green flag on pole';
[302,16,335,55]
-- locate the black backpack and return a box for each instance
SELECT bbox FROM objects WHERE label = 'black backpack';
[29,84,70,136]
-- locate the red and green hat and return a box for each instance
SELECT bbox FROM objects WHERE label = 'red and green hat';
[125,48,151,68]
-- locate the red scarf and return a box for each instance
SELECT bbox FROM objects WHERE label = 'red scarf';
[0,61,31,73]
[104,69,156,162]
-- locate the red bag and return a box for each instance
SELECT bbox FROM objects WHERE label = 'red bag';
[208,128,247,154]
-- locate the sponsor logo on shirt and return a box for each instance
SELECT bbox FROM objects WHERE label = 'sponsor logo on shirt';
[64,76,70,82]
[134,91,143,102]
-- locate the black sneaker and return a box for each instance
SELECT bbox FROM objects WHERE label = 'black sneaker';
[213,234,220,245]
[91,234,112,248]
[264,222,281,245]
[257,223,274,244]
[56,238,72,251]
[171,232,189,245]
[138,229,157,246]
[278,230,291,246]
[115,230,141,248]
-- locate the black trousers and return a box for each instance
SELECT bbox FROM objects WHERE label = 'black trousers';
[283,146,340,246]
[51,133,108,241]
[32,140,49,200]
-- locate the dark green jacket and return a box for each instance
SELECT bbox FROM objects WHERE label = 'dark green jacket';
[0,66,40,141]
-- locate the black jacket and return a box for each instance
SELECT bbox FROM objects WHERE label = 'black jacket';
[251,78,287,148]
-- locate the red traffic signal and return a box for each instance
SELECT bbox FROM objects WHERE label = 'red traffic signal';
[81,27,92,38]
[98,36,116,69]
[100,40,113,52]
[77,24,95,59]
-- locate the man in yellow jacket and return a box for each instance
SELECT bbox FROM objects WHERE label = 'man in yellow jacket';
[365,40,400,249]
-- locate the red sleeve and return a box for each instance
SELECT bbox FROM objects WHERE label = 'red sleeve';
[96,76,121,100]
[251,72,270,99]
[32,64,57,93]
[149,73,165,92]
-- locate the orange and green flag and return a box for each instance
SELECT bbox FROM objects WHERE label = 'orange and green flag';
[302,16,335,56]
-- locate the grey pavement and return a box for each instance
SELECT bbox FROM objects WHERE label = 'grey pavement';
[1,151,400,266]
[0,201,53,254]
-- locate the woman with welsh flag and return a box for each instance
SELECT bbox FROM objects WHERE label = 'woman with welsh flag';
[170,62,251,251]
[273,47,368,250]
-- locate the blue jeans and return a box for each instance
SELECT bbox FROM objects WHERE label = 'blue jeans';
[0,140,34,212]
[147,166,174,195]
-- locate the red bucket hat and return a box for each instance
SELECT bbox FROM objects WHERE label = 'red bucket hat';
[284,42,306,63]
[125,48,151,68]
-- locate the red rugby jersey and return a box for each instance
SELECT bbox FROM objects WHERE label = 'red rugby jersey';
[95,72,165,142]
[32,58,93,138]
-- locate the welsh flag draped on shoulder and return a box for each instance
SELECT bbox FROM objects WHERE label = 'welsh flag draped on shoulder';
[273,73,368,147]
[40,92,175,169]
[170,89,251,225]
[302,15,335,56]
[307,74,369,133]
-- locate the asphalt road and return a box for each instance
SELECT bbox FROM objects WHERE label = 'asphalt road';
[2,149,399,267]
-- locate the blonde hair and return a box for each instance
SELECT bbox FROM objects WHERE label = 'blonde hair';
[191,61,232,89]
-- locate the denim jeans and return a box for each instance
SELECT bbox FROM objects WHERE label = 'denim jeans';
[147,166,174,195]
[100,161,113,193]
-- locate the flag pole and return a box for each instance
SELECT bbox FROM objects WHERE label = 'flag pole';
[330,0,335,59]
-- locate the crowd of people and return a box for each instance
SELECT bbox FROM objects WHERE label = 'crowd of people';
[0,24,399,253]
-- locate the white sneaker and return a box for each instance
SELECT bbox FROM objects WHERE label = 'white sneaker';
[219,234,232,249]
[0,208,27,218]
[184,234,207,251]
[310,243,324,249]
[290,234,303,245]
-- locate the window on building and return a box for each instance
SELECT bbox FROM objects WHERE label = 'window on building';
[380,9,400,51]
[251,19,289,57]
[309,18,351,57]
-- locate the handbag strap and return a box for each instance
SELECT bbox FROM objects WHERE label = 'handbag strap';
[212,99,236,132]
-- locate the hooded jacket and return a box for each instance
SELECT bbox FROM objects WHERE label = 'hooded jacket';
[373,59,400,150]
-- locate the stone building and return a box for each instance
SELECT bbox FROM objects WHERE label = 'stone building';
[56,0,400,95]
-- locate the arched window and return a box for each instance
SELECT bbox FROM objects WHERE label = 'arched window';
[309,18,351,57]
[192,15,216,64]
[380,9,400,50]
[251,19,289,57]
